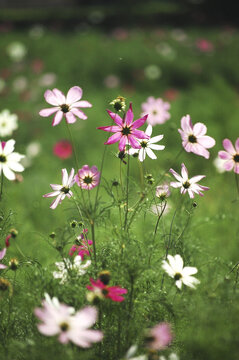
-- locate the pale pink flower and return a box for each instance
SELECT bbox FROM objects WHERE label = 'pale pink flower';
[218,138,239,174]
[155,184,171,201]
[98,103,149,152]
[34,298,103,347]
[43,168,75,209]
[146,322,173,350]
[75,165,100,190]
[0,248,7,269]
[39,86,92,126]
[141,97,170,126]
[170,163,209,198]
[178,115,215,159]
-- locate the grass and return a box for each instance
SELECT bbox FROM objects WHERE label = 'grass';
[0,24,239,360]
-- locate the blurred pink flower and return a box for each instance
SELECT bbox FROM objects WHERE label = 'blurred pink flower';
[178,115,215,159]
[39,86,92,126]
[170,163,209,198]
[86,278,127,302]
[103,74,120,88]
[0,248,7,269]
[218,138,239,173]
[35,298,103,347]
[196,39,214,52]
[141,97,170,126]
[146,322,173,350]
[69,238,93,260]
[43,168,75,209]
[53,140,72,159]
[75,165,100,190]
[98,103,149,152]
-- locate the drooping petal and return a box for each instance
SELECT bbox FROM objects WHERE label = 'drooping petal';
[52,111,63,127]
[119,136,127,151]
[66,112,77,124]
[224,160,234,171]
[2,165,15,180]
[50,194,63,209]
[66,86,82,104]
[70,108,87,120]
[39,107,59,117]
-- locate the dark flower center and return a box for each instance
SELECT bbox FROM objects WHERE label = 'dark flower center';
[152,110,157,115]
[188,134,197,143]
[121,126,131,136]
[140,141,148,148]
[174,273,182,281]
[60,322,69,332]
[102,288,109,296]
[61,186,70,194]
[183,181,190,189]
[0,155,6,163]
[83,176,93,184]
[233,154,239,163]
[60,104,70,113]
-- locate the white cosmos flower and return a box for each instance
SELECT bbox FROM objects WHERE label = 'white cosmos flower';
[162,254,200,289]
[0,110,18,137]
[0,140,25,180]
[53,256,91,284]
[43,168,75,209]
[44,293,75,314]
[128,125,165,161]
[7,41,27,62]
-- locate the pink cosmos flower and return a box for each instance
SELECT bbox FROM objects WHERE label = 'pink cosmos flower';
[0,248,7,269]
[141,97,170,126]
[43,168,75,209]
[178,115,215,159]
[34,298,103,347]
[39,86,92,126]
[196,39,214,52]
[53,140,72,159]
[86,278,127,302]
[170,163,209,198]
[146,322,173,351]
[69,238,93,260]
[97,103,149,152]
[75,165,100,190]
[155,184,171,201]
[218,138,239,174]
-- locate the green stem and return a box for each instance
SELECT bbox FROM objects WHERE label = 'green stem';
[65,120,79,170]
[235,173,239,198]
[0,172,4,201]
[123,152,130,231]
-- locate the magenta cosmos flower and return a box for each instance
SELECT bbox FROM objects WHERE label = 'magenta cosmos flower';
[146,322,173,351]
[35,298,103,347]
[97,103,149,152]
[86,278,127,302]
[43,168,75,209]
[170,163,209,198]
[75,165,100,190]
[141,96,171,126]
[69,238,93,260]
[0,248,7,269]
[53,140,72,159]
[39,86,92,126]
[178,115,215,159]
[218,138,239,174]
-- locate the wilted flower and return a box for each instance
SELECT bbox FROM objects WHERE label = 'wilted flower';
[7,41,27,62]
[39,86,92,126]
[0,109,18,137]
[178,115,215,159]
[86,278,127,302]
[53,256,91,284]
[128,125,165,161]
[75,165,100,190]
[141,97,170,126]
[155,184,170,201]
[43,168,75,209]
[0,140,25,181]
[218,138,239,174]
[34,299,103,347]
[170,163,209,198]
[162,254,200,289]
[0,248,7,270]
[53,140,72,159]
[98,103,149,152]
[145,322,173,350]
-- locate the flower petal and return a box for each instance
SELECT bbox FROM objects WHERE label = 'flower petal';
[66,86,82,104]
[52,111,63,126]
[70,108,87,120]
[223,139,236,155]
[39,107,58,117]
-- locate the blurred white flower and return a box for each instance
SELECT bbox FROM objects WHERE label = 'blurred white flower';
[123,345,147,360]
[29,25,45,39]
[213,157,226,173]
[53,256,91,284]
[38,73,57,87]
[0,109,18,137]
[22,142,42,168]
[12,76,28,93]
[144,65,161,80]
[156,43,176,60]
[160,353,180,360]
[171,28,187,42]
[7,42,27,62]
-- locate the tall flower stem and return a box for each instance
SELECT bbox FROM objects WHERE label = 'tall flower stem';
[90,219,97,266]
[0,172,3,201]
[235,173,239,198]
[123,152,130,231]
[65,120,79,170]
